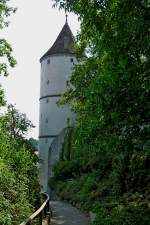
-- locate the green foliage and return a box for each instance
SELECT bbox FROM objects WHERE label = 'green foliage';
[0,0,17,107]
[0,158,33,224]
[0,2,40,223]
[93,205,150,225]
[1,104,34,138]
[60,127,75,161]
[52,0,150,223]
[53,160,80,180]
[0,106,40,224]
[0,39,16,76]
[0,0,17,75]
[52,173,98,210]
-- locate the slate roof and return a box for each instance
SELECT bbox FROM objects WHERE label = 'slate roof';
[40,22,75,61]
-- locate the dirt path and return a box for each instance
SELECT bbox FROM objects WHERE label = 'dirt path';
[50,201,90,225]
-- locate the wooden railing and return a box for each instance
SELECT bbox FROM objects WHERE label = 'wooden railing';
[20,192,52,225]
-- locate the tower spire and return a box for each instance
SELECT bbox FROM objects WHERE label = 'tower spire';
[40,16,74,61]
[65,4,68,24]
[65,14,68,23]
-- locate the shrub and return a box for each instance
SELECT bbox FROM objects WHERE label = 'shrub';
[93,205,150,225]
[53,160,80,180]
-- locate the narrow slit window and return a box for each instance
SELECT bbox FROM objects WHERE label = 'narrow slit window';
[47,59,50,64]
[47,80,50,84]
[64,36,69,49]
[70,58,74,63]
[45,118,48,123]
[66,80,69,87]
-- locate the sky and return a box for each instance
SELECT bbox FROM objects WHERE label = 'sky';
[0,0,80,139]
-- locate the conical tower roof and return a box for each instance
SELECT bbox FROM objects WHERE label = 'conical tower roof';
[40,21,75,61]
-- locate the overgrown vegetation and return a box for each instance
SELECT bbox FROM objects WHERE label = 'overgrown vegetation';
[0,105,40,225]
[50,0,150,224]
[0,1,40,224]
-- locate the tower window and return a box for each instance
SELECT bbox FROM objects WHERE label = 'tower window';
[70,58,74,63]
[47,80,50,84]
[41,114,42,118]
[45,118,48,123]
[66,80,69,87]
[46,98,49,103]
[47,59,50,64]
[64,36,69,49]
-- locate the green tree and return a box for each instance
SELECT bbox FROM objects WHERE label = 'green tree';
[0,0,16,76]
[52,0,150,223]
[53,0,150,180]
[0,0,17,106]
[0,106,40,224]
[1,104,34,138]
[0,2,40,224]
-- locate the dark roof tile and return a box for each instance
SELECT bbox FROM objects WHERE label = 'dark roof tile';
[40,22,74,61]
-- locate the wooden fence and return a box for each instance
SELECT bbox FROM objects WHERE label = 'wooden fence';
[20,193,52,225]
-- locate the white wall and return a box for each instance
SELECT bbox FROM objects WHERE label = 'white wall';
[38,138,54,191]
[39,54,76,192]
[40,55,75,97]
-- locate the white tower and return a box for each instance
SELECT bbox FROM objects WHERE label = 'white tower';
[39,20,76,192]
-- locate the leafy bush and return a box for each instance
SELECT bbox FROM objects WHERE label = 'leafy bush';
[0,106,40,224]
[0,159,32,224]
[93,205,150,225]
[53,160,80,180]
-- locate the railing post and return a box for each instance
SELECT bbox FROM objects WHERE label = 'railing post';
[47,200,50,213]
[39,212,43,225]
[44,205,47,218]
[46,212,51,225]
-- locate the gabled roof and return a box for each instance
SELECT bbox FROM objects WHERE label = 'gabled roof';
[40,22,75,61]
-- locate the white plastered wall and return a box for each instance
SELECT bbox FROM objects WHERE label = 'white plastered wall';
[39,54,76,192]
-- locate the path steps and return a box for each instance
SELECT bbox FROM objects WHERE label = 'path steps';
[49,201,90,225]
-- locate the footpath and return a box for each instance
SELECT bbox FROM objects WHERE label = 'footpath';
[50,201,90,225]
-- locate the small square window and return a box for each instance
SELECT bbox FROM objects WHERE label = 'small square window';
[47,59,50,64]
[70,58,74,63]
